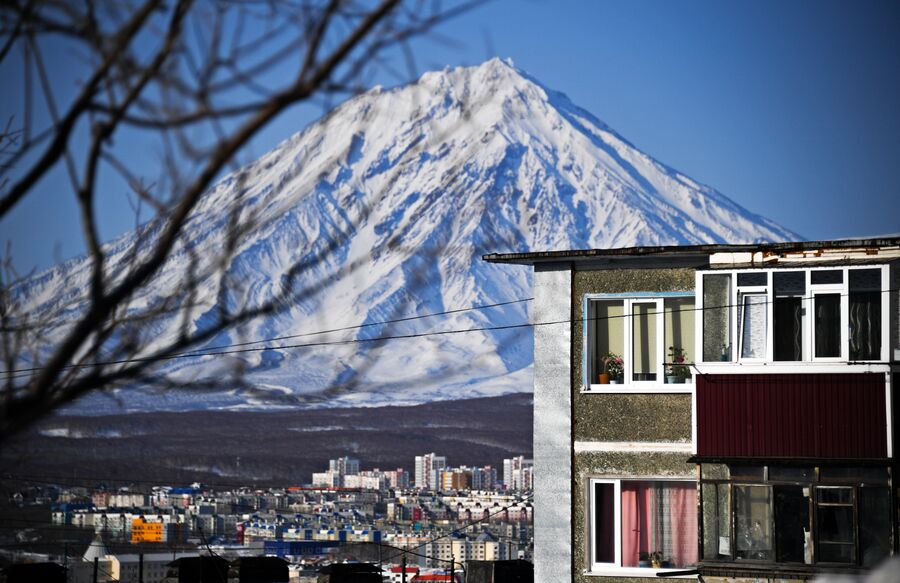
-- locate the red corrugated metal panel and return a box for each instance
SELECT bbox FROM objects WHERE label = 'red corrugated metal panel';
[696,373,887,458]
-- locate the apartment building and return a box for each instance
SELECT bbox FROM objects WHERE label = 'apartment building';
[485,237,899,582]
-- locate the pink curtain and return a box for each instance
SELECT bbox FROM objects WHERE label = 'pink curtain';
[621,482,653,566]
[621,482,698,568]
[668,483,698,567]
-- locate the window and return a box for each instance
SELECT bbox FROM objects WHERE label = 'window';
[773,271,805,361]
[816,487,854,563]
[849,269,882,360]
[699,464,891,568]
[591,479,698,572]
[698,266,888,363]
[734,484,772,560]
[738,294,767,360]
[702,275,731,362]
[586,294,695,389]
[632,302,658,381]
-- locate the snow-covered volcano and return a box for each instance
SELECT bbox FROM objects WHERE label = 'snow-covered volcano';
[17,58,798,412]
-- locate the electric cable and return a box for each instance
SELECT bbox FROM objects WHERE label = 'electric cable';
[1,297,533,378]
[4,286,896,379]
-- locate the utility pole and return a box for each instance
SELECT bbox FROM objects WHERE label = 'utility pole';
[139,553,144,583]
[401,554,407,583]
[92,557,98,583]
[450,552,455,583]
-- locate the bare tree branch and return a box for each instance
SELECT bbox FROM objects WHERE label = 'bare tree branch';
[0,0,163,217]
[0,0,479,442]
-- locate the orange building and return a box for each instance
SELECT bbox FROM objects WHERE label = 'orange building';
[131,518,163,543]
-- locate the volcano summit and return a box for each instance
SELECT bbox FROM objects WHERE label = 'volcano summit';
[17,58,798,413]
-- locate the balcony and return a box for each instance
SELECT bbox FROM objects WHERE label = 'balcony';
[695,373,888,459]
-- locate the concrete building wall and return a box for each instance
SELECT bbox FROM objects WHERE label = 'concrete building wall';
[571,267,697,582]
[533,263,573,583]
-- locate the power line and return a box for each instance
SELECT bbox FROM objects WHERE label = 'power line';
[4,286,896,379]
[1,297,533,378]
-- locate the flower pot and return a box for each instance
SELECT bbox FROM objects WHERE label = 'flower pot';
[598,373,610,384]
[609,379,619,384]
[638,560,651,568]
[666,375,677,384]
[651,560,662,569]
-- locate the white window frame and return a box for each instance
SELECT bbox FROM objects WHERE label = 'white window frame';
[587,477,699,578]
[810,285,845,362]
[696,265,890,367]
[772,270,810,362]
[737,288,769,362]
[589,479,620,570]
[584,292,695,394]
[628,298,664,385]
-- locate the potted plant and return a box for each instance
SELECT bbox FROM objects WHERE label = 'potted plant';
[666,346,690,383]
[599,352,623,384]
[638,551,651,568]
[651,550,664,569]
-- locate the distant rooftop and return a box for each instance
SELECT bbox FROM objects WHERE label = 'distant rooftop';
[82,533,110,562]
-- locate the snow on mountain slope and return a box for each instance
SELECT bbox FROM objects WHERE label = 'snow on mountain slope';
[14,58,799,412]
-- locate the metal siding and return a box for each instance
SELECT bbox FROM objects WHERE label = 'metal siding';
[697,373,887,458]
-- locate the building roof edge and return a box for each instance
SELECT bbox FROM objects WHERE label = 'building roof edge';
[481,237,900,265]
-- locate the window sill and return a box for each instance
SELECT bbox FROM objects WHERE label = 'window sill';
[698,560,868,578]
[693,362,890,374]
[584,567,698,578]
[584,383,694,394]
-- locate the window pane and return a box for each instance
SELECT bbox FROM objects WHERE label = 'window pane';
[850,268,881,289]
[621,482,697,568]
[632,303,657,381]
[734,485,773,560]
[816,487,855,564]
[819,466,889,484]
[849,269,881,360]
[700,464,729,480]
[665,298,694,382]
[811,270,843,285]
[737,272,767,287]
[817,488,852,504]
[739,294,767,359]
[774,486,810,563]
[859,487,891,568]
[817,510,855,562]
[814,294,841,358]
[773,271,805,295]
[703,274,732,361]
[592,301,625,382]
[702,483,731,560]
[768,466,814,482]
[594,483,615,563]
[774,297,802,361]
[729,466,765,481]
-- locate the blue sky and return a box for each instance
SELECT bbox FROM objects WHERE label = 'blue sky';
[3,0,899,274]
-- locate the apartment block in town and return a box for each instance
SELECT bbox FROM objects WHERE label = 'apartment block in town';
[486,237,898,582]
